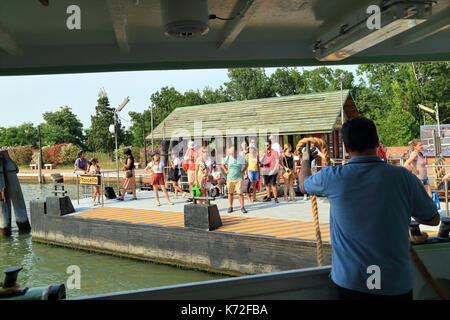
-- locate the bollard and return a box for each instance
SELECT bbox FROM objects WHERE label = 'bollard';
[0,266,66,300]
[46,196,75,217]
[438,217,450,240]
[184,196,222,231]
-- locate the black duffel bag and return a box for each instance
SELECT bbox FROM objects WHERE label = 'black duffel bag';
[104,186,117,199]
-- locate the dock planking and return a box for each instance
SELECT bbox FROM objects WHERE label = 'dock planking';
[74,207,332,242]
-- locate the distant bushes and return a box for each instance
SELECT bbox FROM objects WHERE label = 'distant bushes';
[31,143,81,165]
[1,145,34,166]
[2,143,147,168]
[32,146,51,165]
[60,143,81,165]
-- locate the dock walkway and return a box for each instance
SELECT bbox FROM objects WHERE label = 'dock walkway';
[71,189,442,236]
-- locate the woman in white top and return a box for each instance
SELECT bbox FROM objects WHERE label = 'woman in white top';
[195,146,212,204]
[169,153,186,199]
[404,139,432,198]
[88,158,101,206]
[145,151,173,206]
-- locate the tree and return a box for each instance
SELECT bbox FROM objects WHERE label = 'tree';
[40,106,85,147]
[375,81,418,146]
[150,86,186,128]
[224,68,275,100]
[357,62,450,123]
[202,86,231,104]
[270,67,306,96]
[86,89,126,153]
[127,110,151,148]
[302,67,354,92]
[0,123,38,147]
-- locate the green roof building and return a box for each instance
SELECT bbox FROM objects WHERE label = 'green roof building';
[148,90,358,159]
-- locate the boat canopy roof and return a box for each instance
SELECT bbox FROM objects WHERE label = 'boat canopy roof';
[1,0,449,76]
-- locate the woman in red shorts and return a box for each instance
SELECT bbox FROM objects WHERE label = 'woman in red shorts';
[145,151,173,206]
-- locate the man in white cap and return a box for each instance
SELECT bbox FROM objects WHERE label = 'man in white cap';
[183,140,198,202]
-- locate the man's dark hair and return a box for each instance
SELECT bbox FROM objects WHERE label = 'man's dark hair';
[266,139,272,145]
[78,151,84,158]
[342,117,379,152]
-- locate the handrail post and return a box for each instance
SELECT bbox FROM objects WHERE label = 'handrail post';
[446,180,448,218]
[76,173,79,205]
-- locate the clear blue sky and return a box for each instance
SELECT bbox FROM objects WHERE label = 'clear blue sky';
[1,65,359,129]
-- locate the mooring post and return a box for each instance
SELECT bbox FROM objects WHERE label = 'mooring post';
[3,151,31,232]
[0,150,31,234]
[0,155,11,236]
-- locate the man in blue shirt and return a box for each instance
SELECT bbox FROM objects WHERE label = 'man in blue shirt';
[74,151,88,174]
[299,117,440,300]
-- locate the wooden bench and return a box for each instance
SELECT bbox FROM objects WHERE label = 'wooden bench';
[44,163,55,170]
[29,164,38,170]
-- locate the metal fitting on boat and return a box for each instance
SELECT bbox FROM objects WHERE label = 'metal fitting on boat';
[2,266,22,289]
[409,221,422,237]
[438,217,450,240]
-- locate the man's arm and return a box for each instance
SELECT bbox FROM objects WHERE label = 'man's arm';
[414,214,440,226]
[410,171,440,226]
[299,160,312,194]
[404,152,418,174]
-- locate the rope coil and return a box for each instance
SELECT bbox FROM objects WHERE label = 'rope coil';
[295,137,331,266]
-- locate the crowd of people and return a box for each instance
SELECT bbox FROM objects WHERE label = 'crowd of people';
[73,135,448,210]
[73,136,323,210]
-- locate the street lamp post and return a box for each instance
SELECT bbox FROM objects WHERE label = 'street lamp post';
[142,115,147,166]
[150,104,154,152]
[112,96,130,196]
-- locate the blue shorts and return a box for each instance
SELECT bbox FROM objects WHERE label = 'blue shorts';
[247,170,259,182]
[421,178,429,186]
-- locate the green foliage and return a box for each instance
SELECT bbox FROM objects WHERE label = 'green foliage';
[40,106,85,147]
[224,68,275,100]
[0,123,38,148]
[302,67,354,93]
[270,67,306,96]
[201,86,231,104]
[86,90,126,154]
[354,61,450,146]
[60,143,81,165]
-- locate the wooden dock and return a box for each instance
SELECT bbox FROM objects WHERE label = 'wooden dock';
[74,207,331,242]
[31,197,333,276]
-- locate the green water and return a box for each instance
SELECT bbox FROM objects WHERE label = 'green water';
[0,182,227,299]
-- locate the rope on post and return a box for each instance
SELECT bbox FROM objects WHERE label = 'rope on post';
[295,137,331,267]
[311,195,324,266]
[433,157,446,189]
